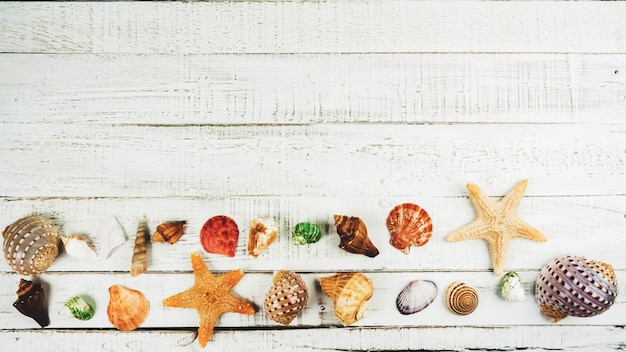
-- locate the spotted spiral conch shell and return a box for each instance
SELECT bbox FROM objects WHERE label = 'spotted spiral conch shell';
[107,285,150,331]
[387,203,433,254]
[130,218,149,277]
[264,270,308,325]
[320,272,374,326]
[3,216,60,275]
[444,282,479,316]
[333,215,379,258]
[535,255,618,322]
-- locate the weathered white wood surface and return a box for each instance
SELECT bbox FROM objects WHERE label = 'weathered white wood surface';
[1,2,625,351]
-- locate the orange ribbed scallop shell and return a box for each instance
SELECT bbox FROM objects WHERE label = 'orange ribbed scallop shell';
[107,285,150,331]
[387,203,432,254]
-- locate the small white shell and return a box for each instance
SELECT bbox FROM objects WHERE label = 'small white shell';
[98,216,126,259]
[61,235,97,260]
[501,271,525,301]
[396,280,438,315]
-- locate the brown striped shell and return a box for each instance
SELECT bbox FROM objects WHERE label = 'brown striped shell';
[535,255,618,322]
[263,270,308,325]
[444,282,479,316]
[387,203,433,254]
[3,216,60,275]
[320,272,374,326]
[333,215,379,258]
[151,221,187,245]
[107,285,150,331]
[130,218,149,277]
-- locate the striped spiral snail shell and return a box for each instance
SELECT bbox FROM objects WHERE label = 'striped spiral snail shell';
[444,282,479,316]
[3,216,60,275]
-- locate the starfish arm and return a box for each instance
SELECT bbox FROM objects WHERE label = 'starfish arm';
[512,220,548,242]
[218,269,245,289]
[466,183,498,219]
[197,311,220,348]
[446,220,492,241]
[222,293,256,315]
[191,252,212,279]
[162,289,198,309]
[500,179,528,214]
[486,231,510,276]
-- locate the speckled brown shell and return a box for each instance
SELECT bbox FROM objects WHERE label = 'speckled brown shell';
[333,215,379,258]
[320,272,374,326]
[3,216,60,275]
[535,255,618,322]
[151,221,187,245]
[387,203,432,254]
[248,218,278,258]
[107,285,150,331]
[444,282,479,316]
[264,270,308,325]
[13,278,49,328]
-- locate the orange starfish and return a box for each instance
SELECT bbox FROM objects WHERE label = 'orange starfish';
[162,252,255,347]
[446,179,547,276]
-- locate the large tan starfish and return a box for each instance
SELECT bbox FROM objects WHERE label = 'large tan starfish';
[446,179,547,276]
[162,252,255,347]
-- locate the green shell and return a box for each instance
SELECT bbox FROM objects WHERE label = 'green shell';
[63,296,94,320]
[292,222,322,245]
[501,271,525,301]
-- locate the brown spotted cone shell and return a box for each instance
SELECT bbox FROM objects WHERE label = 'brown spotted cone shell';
[387,203,433,254]
[264,270,308,325]
[3,216,60,275]
[445,282,479,316]
[320,272,374,326]
[535,255,618,322]
[107,285,150,331]
[333,215,379,258]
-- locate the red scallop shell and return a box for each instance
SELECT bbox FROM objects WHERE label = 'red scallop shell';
[387,203,432,254]
[200,215,240,257]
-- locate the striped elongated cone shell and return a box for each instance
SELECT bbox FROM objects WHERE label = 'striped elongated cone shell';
[535,255,618,322]
[107,285,150,331]
[387,203,433,254]
[264,270,308,325]
[333,215,379,258]
[320,272,374,326]
[130,218,149,277]
[3,216,60,275]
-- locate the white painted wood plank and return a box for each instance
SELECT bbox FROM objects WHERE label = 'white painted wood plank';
[0,123,623,198]
[1,2,626,54]
[0,196,623,273]
[1,270,624,330]
[1,54,625,124]
[1,327,625,352]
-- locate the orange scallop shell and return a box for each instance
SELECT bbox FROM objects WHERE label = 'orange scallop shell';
[387,203,432,254]
[107,285,150,331]
[200,216,239,257]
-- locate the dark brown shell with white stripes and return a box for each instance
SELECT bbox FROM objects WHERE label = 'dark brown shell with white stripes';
[264,270,308,325]
[3,216,60,275]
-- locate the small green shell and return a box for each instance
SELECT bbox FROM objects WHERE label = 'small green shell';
[501,271,525,301]
[62,296,94,320]
[292,222,322,245]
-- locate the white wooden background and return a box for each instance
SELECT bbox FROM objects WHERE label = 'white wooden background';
[1,2,625,351]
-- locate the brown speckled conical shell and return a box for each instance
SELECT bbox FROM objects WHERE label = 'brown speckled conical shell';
[333,215,379,258]
[320,272,374,326]
[264,270,308,325]
[130,218,149,277]
[387,203,432,254]
[535,255,618,322]
[107,285,150,331]
[3,216,60,275]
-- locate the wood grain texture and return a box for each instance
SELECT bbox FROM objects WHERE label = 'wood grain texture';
[1,123,623,198]
[1,2,626,54]
[1,54,625,124]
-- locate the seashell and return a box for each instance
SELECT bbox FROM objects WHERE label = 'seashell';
[320,272,374,326]
[445,282,479,316]
[535,255,618,322]
[264,270,308,325]
[98,216,126,259]
[396,280,438,315]
[200,215,239,257]
[3,215,60,275]
[333,215,379,258]
[107,285,150,331]
[501,271,525,301]
[248,218,278,258]
[61,235,97,261]
[292,222,322,245]
[59,296,94,321]
[130,218,149,277]
[13,278,49,328]
[387,203,433,254]
[151,220,186,245]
